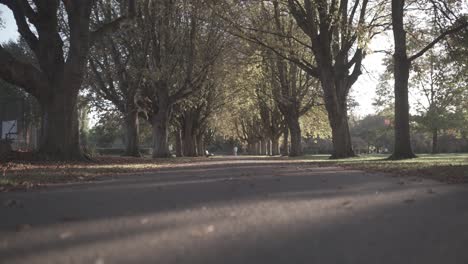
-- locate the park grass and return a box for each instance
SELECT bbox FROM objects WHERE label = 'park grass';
[298,153,468,183]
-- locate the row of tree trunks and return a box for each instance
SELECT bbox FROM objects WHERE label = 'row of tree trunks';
[245,139,283,156]
[173,128,206,157]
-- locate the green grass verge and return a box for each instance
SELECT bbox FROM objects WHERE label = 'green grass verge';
[298,153,468,183]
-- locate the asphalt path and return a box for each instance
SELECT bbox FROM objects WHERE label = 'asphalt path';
[1,157,467,264]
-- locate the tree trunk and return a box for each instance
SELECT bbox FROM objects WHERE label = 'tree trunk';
[320,76,356,159]
[175,129,183,157]
[328,109,355,159]
[391,59,415,159]
[260,140,267,156]
[390,0,416,160]
[288,117,302,157]
[123,110,141,157]
[183,132,197,157]
[152,108,171,158]
[39,87,84,160]
[266,140,271,156]
[196,133,204,157]
[431,128,439,154]
[272,137,280,156]
[182,113,198,157]
[281,126,289,156]
[247,142,256,155]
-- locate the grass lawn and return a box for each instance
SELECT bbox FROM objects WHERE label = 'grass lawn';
[1,153,467,191]
[299,153,468,183]
[0,156,207,191]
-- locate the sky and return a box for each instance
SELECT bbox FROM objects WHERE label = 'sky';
[0,5,386,118]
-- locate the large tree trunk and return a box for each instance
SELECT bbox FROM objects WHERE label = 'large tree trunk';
[183,134,197,156]
[0,1,135,161]
[287,117,302,157]
[39,86,84,161]
[123,109,141,157]
[175,129,183,157]
[183,130,197,157]
[431,128,439,154]
[321,78,355,159]
[182,112,198,157]
[152,108,171,158]
[328,106,355,159]
[390,0,416,160]
[391,57,415,159]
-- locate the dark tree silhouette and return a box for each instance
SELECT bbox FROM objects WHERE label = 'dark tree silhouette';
[0,0,134,160]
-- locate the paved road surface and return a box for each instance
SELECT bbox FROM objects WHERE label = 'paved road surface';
[1,157,468,264]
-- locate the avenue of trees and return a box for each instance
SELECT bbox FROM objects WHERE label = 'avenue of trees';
[0,0,467,161]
